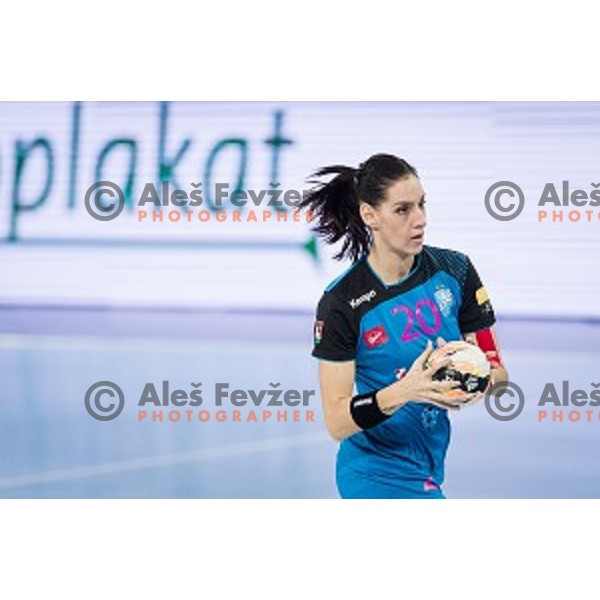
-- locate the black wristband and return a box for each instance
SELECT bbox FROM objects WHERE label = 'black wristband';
[349,390,390,430]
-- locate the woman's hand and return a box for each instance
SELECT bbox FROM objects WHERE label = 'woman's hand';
[387,339,476,412]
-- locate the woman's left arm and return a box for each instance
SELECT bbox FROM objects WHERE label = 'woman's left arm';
[463,325,509,385]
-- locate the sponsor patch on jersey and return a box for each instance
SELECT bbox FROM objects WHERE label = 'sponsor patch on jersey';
[434,285,455,317]
[313,320,324,345]
[476,286,489,305]
[394,367,407,380]
[363,325,389,349]
[476,286,493,314]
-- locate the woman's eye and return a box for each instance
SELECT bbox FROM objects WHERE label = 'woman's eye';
[396,201,426,214]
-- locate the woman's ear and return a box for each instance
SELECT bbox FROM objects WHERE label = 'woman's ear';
[360,202,378,230]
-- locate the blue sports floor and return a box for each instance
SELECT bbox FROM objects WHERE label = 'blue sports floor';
[0,313,599,498]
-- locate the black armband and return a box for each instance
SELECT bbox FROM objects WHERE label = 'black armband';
[349,390,390,430]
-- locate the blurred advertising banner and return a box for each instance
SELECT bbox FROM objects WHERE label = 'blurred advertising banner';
[1,101,599,316]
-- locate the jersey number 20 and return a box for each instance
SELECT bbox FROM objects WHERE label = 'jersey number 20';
[391,299,441,341]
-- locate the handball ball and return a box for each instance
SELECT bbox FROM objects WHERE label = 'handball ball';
[425,340,491,404]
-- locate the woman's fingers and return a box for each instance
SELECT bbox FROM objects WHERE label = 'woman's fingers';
[430,380,462,393]
[414,340,434,369]
[424,357,452,377]
[428,389,474,404]
[428,398,462,411]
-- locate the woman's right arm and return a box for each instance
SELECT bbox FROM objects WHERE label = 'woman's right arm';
[319,340,474,442]
[318,359,361,441]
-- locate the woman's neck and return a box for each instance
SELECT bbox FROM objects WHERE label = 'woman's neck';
[367,246,415,286]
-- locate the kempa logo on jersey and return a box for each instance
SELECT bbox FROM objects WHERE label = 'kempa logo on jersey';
[349,290,377,309]
[485,180,600,222]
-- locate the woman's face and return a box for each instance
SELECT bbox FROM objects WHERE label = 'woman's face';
[361,175,427,256]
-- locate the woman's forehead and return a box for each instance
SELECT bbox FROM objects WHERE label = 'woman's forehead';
[383,176,425,204]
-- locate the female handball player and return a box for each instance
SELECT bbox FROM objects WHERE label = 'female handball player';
[300,153,508,499]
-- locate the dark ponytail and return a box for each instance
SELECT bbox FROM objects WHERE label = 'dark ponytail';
[300,153,418,262]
